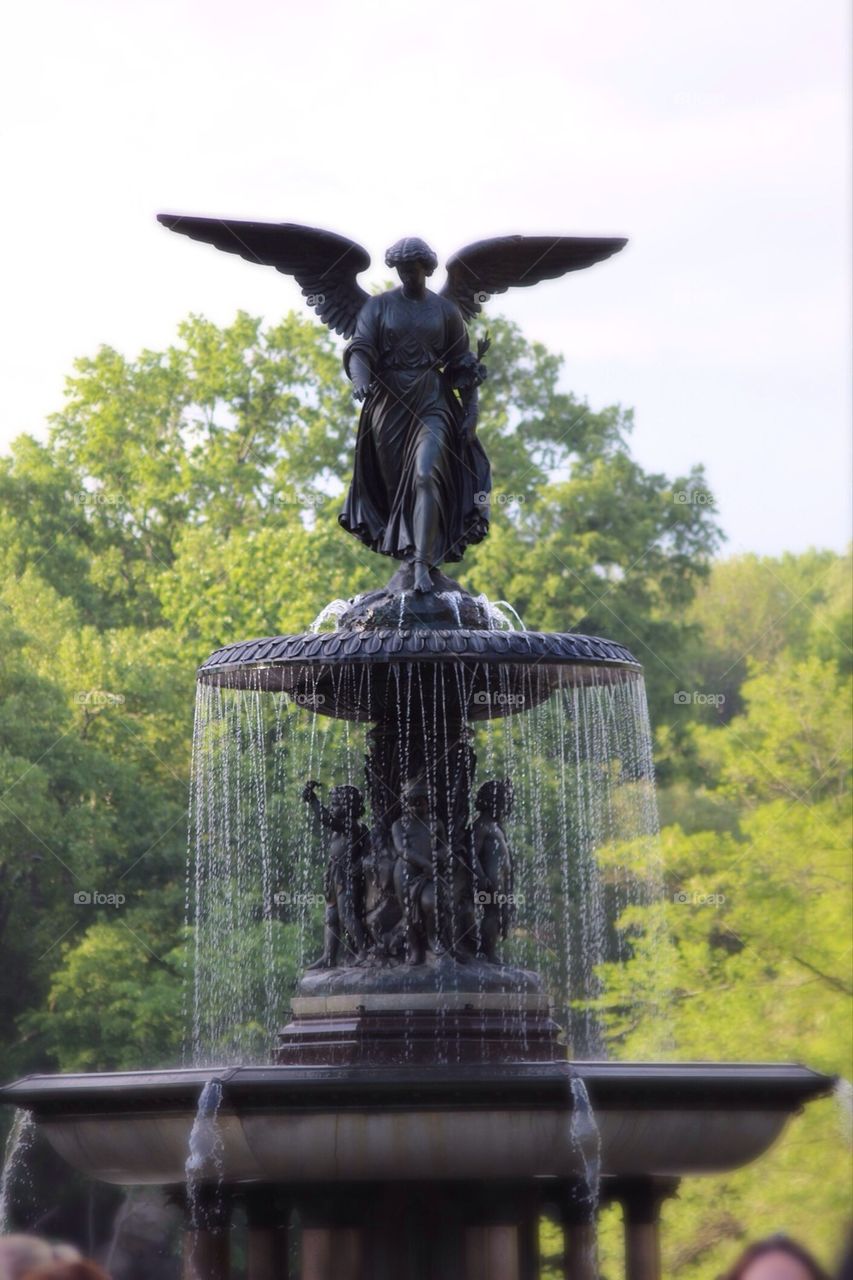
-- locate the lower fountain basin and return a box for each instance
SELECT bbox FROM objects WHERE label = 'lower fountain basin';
[1,1062,832,1186]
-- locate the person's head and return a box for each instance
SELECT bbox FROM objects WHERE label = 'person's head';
[385,237,438,292]
[0,1236,80,1280]
[402,778,431,819]
[720,1235,829,1280]
[328,785,364,824]
[476,778,514,821]
[20,1264,111,1280]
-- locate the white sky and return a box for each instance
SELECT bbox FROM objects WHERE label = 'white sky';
[1,0,850,555]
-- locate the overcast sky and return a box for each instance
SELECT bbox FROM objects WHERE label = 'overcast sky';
[2,0,849,555]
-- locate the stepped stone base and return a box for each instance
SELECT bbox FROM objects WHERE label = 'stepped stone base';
[277,984,565,1067]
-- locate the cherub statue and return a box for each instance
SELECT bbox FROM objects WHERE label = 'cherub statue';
[158,215,626,593]
[301,779,369,969]
[361,829,403,960]
[472,778,516,963]
[390,778,452,966]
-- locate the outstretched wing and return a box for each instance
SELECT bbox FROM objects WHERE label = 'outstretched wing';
[157,215,371,338]
[440,235,627,321]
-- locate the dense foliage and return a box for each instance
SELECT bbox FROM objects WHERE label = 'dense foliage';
[0,312,849,1272]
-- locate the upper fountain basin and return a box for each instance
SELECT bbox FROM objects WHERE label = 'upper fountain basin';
[196,572,639,719]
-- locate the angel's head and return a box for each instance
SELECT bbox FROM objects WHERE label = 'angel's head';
[385,237,438,293]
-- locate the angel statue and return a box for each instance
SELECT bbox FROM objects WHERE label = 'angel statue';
[158,216,626,593]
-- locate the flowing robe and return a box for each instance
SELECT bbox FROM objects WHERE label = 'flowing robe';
[338,288,491,564]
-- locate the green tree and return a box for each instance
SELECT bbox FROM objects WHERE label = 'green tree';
[597,594,852,1274]
[0,570,189,1078]
[682,548,852,718]
[24,923,185,1072]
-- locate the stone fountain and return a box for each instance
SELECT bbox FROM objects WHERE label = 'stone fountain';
[0,217,834,1278]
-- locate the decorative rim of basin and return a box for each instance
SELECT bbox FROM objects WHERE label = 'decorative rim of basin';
[1,1061,833,1117]
[196,629,641,687]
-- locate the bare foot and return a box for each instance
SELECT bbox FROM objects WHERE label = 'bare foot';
[412,561,432,593]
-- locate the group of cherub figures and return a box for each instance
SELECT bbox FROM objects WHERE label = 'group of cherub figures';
[299,775,516,969]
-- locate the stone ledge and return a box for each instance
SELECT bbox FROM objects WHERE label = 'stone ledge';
[291,992,552,1017]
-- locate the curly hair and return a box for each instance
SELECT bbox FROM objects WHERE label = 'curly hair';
[475,778,514,816]
[328,785,364,817]
[384,237,438,275]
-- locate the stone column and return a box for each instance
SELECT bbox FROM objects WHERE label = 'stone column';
[464,1224,521,1280]
[245,1186,289,1280]
[618,1177,679,1280]
[518,1212,540,1280]
[461,1182,543,1280]
[561,1190,596,1280]
[562,1225,596,1280]
[301,1226,364,1280]
[182,1185,231,1280]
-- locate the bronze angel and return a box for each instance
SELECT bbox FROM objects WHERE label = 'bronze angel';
[158,216,626,592]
